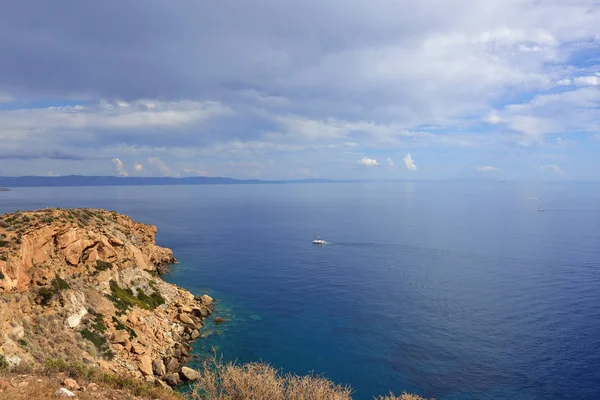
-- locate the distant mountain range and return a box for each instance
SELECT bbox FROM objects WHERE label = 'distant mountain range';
[0,175,281,188]
[0,175,364,188]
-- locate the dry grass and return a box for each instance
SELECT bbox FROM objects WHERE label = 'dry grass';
[0,359,182,400]
[376,393,432,400]
[191,358,353,400]
[189,357,431,400]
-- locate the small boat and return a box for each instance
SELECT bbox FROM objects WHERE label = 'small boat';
[312,233,326,245]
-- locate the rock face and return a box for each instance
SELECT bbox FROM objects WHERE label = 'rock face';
[0,208,214,387]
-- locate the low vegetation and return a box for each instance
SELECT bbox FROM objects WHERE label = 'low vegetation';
[37,275,71,305]
[190,357,431,400]
[94,260,114,272]
[0,357,430,400]
[80,329,114,360]
[112,316,137,339]
[106,279,165,314]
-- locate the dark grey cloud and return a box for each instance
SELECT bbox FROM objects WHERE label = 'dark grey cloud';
[0,150,84,160]
[0,1,599,179]
[2,0,594,121]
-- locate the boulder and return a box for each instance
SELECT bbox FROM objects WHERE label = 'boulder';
[180,366,200,381]
[200,294,213,306]
[164,373,181,387]
[131,343,145,355]
[53,388,76,398]
[214,317,226,324]
[152,359,166,377]
[138,354,153,376]
[190,329,200,340]
[62,378,80,391]
[179,313,194,325]
[111,330,129,344]
[192,307,209,318]
[166,357,179,373]
[65,307,87,328]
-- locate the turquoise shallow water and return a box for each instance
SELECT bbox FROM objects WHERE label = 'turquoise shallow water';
[1,181,600,399]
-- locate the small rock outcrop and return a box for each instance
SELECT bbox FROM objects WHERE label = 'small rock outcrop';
[180,366,200,381]
[0,208,214,387]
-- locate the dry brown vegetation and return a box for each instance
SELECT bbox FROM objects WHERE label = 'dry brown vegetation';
[190,357,431,400]
[1,357,431,400]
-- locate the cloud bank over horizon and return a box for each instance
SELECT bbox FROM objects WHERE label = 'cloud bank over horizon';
[0,0,598,179]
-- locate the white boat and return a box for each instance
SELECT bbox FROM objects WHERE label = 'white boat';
[312,233,326,245]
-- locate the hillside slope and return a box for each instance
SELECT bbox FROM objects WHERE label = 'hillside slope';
[0,208,212,389]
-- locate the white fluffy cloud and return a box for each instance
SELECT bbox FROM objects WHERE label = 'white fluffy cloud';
[134,164,144,172]
[538,164,564,176]
[574,75,600,87]
[403,153,417,171]
[112,158,128,177]
[148,157,179,177]
[358,157,378,167]
[473,165,499,172]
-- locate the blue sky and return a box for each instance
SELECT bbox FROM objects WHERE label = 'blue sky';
[0,1,599,180]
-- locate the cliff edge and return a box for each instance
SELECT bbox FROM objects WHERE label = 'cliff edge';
[0,208,212,389]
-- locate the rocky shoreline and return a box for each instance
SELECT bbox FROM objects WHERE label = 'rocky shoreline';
[0,208,213,389]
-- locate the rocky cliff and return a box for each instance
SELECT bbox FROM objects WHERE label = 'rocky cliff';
[0,208,212,389]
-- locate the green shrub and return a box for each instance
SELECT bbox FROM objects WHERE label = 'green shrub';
[18,339,28,346]
[111,316,137,339]
[0,240,8,248]
[95,260,114,272]
[144,269,159,277]
[52,275,71,291]
[0,271,4,280]
[105,280,165,314]
[80,328,114,360]
[37,275,71,305]
[91,313,107,333]
[0,354,8,370]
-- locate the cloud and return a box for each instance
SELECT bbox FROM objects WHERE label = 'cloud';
[574,75,600,86]
[289,168,312,178]
[538,164,564,176]
[487,87,600,142]
[148,157,179,177]
[133,164,144,172]
[0,1,599,178]
[473,165,499,172]
[358,157,378,167]
[403,153,417,171]
[0,151,84,160]
[182,167,209,176]
[112,158,128,177]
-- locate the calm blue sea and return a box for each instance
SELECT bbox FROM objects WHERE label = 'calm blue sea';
[1,182,600,400]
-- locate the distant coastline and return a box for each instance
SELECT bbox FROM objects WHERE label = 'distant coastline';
[0,188,10,191]
[0,176,358,188]
[0,175,281,188]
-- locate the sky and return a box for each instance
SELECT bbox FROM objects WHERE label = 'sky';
[0,1,599,180]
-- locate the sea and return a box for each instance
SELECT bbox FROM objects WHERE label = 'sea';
[1,181,599,400]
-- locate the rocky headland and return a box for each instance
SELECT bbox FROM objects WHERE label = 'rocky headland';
[0,208,213,390]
